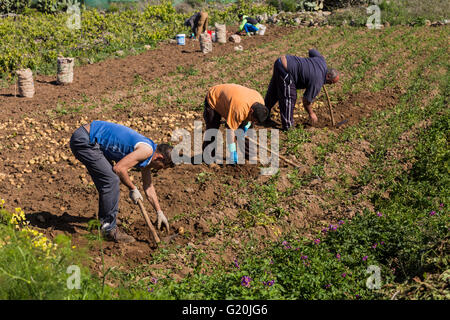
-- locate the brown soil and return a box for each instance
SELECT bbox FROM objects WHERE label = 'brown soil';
[0,25,406,277]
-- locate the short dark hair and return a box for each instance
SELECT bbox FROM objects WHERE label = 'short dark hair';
[327,68,339,80]
[238,14,243,19]
[156,143,174,167]
[251,102,269,124]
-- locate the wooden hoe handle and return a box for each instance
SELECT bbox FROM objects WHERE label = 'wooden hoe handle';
[323,86,335,126]
[137,198,160,244]
[245,136,303,169]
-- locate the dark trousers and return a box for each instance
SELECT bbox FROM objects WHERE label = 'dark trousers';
[69,126,119,232]
[202,98,221,159]
[264,58,298,130]
[202,98,253,162]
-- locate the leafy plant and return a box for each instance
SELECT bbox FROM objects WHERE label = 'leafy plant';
[0,0,31,14]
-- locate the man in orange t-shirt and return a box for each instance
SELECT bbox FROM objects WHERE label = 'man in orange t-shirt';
[202,83,269,164]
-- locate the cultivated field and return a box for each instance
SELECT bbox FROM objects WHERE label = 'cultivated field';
[0,7,448,299]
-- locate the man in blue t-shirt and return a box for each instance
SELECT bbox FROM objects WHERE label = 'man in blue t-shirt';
[70,121,173,243]
[264,49,339,130]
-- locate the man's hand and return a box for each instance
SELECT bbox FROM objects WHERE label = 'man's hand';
[309,112,318,125]
[129,188,143,204]
[228,142,238,164]
[157,210,169,232]
[243,121,251,134]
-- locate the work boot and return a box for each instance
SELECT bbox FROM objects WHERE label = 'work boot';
[103,227,135,244]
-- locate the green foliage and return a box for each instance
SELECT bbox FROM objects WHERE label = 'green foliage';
[0,0,32,14]
[379,0,450,25]
[267,0,324,12]
[323,0,369,10]
[0,209,85,299]
[0,1,276,78]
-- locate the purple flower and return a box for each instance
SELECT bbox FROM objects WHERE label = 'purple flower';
[380,241,385,245]
[321,228,328,234]
[336,253,341,260]
[314,239,321,245]
[355,294,361,299]
[282,241,291,249]
[429,211,436,216]
[241,276,252,288]
[263,280,275,287]
[338,220,345,225]
[372,243,377,249]
[377,212,382,217]
[233,259,240,269]
[147,287,154,293]
[301,255,308,260]
[439,203,444,208]
[270,259,274,264]
[341,273,347,278]
[324,283,332,289]
[328,224,338,231]
[151,277,158,284]
[362,256,368,261]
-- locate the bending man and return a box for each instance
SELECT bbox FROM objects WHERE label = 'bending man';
[202,83,269,164]
[184,10,209,40]
[70,121,173,243]
[264,49,339,130]
[237,14,259,35]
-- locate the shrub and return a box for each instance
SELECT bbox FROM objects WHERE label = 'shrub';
[0,0,32,14]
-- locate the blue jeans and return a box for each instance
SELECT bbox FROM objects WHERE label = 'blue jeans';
[69,126,119,232]
[244,23,258,33]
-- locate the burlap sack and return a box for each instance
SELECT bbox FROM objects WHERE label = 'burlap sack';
[16,68,35,98]
[256,24,267,35]
[199,33,212,54]
[229,34,241,43]
[57,57,75,85]
[215,23,227,43]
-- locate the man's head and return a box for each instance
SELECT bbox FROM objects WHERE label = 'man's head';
[238,14,243,20]
[326,68,339,84]
[249,102,269,124]
[150,144,174,170]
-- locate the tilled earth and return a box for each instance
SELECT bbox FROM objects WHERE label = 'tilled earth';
[0,24,402,277]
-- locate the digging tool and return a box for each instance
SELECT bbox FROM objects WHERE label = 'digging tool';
[161,233,180,243]
[137,198,160,244]
[244,136,303,169]
[336,119,349,128]
[323,85,335,126]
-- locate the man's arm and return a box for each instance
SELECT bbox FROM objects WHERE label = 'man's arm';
[238,17,247,32]
[112,144,153,191]
[308,48,322,58]
[141,166,162,212]
[142,166,169,231]
[302,96,318,124]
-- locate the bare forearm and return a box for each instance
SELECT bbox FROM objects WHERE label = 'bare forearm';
[144,184,162,212]
[302,97,313,115]
[114,168,135,190]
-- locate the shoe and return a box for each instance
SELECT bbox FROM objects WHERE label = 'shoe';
[103,227,135,244]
